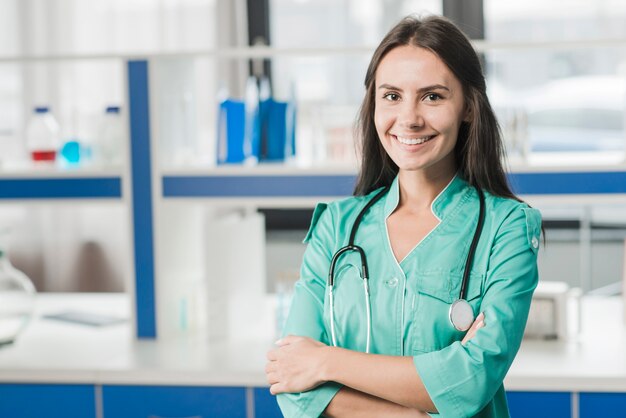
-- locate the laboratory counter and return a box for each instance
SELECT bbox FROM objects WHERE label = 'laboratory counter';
[0,293,625,418]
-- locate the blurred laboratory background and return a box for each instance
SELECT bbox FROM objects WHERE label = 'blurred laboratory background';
[1,0,625,294]
[1,1,626,417]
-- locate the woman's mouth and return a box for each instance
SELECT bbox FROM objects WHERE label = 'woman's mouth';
[393,134,436,145]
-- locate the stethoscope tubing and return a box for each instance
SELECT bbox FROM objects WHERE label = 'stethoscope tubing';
[327,183,484,352]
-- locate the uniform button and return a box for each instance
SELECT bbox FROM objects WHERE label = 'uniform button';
[386,277,399,288]
[531,236,539,249]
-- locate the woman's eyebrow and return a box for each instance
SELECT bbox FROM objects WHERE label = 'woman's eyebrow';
[378,83,450,93]
[378,83,403,91]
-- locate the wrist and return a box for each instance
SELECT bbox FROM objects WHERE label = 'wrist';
[319,345,338,382]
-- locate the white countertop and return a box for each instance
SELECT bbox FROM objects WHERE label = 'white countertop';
[507,294,626,392]
[1,293,625,392]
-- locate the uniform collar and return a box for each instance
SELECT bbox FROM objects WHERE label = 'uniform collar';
[383,173,469,221]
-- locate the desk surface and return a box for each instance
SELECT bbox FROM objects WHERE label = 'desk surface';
[0,293,624,391]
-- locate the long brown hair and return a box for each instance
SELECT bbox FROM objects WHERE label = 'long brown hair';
[353,15,517,201]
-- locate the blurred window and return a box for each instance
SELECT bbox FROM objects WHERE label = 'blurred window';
[484,0,626,160]
[529,109,623,131]
[0,0,218,166]
[269,0,443,164]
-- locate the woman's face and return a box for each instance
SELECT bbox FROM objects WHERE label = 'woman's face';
[374,45,468,176]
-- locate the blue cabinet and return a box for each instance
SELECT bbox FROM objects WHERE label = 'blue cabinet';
[102,385,246,418]
[580,392,626,417]
[506,391,571,418]
[0,384,96,418]
[254,387,282,418]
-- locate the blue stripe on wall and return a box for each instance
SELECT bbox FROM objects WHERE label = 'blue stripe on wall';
[128,60,157,339]
[0,178,121,199]
[508,171,626,195]
[163,171,626,198]
[163,175,357,197]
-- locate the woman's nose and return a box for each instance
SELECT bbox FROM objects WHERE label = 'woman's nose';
[397,102,424,129]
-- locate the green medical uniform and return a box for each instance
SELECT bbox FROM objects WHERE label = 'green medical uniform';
[277,174,541,418]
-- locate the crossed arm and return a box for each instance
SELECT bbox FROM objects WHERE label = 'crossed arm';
[265,313,485,417]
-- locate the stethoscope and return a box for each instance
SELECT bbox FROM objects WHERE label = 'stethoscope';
[327,184,485,353]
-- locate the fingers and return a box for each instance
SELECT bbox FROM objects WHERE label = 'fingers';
[265,362,276,374]
[476,312,485,324]
[275,334,299,346]
[270,383,284,395]
[266,349,278,361]
[265,361,279,385]
[266,371,279,385]
[461,312,485,346]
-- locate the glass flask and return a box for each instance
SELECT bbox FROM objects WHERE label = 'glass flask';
[0,248,36,346]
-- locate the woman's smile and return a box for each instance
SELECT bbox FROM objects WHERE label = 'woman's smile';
[392,134,437,147]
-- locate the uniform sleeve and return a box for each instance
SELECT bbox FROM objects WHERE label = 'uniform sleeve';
[276,203,343,418]
[413,205,541,417]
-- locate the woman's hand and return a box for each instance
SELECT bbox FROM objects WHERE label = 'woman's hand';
[461,312,485,346]
[266,335,329,395]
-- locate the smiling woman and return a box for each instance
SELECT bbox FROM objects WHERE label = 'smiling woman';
[266,15,542,418]
[374,46,468,180]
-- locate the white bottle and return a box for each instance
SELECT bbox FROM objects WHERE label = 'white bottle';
[97,106,125,166]
[25,106,60,164]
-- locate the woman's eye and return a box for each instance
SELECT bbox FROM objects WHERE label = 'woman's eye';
[424,93,442,101]
[383,93,400,101]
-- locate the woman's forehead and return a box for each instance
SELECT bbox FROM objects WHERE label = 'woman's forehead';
[375,45,458,89]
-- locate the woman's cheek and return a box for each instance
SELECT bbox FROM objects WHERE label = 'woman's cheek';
[374,108,393,136]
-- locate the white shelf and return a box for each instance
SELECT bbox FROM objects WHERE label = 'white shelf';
[3,37,626,63]
[160,162,357,177]
[0,166,124,179]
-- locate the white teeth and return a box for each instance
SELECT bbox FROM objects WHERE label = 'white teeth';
[395,135,434,145]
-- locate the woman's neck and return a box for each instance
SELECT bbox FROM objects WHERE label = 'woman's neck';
[397,167,456,213]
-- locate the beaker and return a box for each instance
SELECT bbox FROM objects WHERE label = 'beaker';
[0,231,36,346]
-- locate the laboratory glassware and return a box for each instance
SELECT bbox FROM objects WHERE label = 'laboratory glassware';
[0,235,36,346]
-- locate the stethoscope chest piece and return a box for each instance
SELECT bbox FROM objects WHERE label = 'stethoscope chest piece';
[449,299,474,331]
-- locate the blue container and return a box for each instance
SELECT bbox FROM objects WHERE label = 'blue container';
[216,99,246,164]
[217,94,296,164]
[259,98,296,162]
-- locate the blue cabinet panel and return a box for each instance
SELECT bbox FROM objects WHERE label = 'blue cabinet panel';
[506,391,571,418]
[0,384,95,418]
[102,385,246,418]
[580,392,626,417]
[254,387,282,418]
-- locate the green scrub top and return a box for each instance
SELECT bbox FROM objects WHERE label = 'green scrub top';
[277,174,542,418]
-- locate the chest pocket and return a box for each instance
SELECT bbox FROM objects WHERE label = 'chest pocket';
[323,254,369,352]
[411,270,484,353]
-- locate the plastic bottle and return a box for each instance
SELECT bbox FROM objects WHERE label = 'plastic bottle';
[25,106,60,163]
[97,106,125,166]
